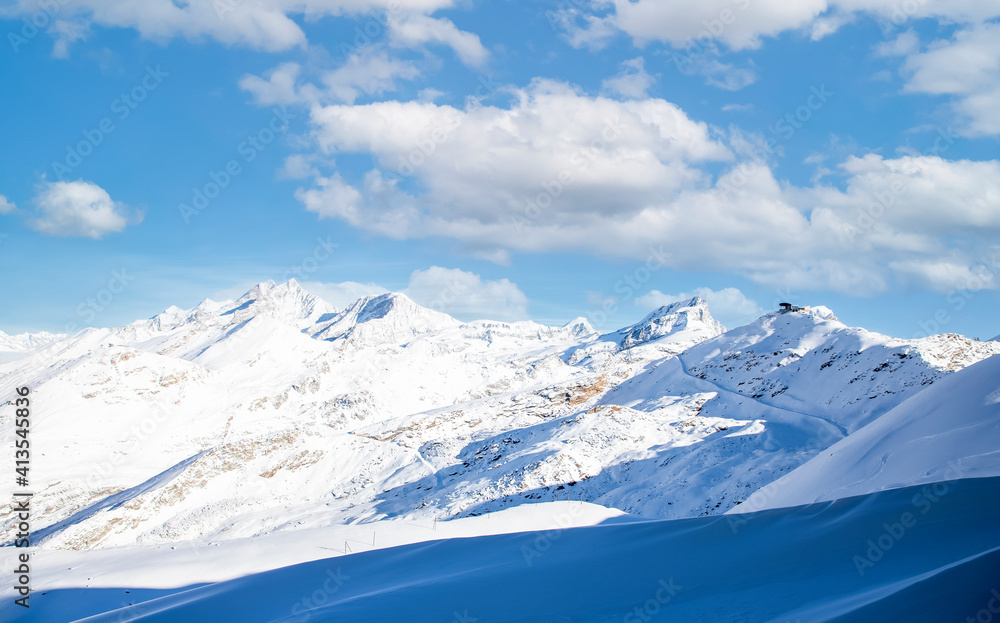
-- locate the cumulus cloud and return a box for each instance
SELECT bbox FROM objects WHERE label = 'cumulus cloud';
[635,286,765,328]
[239,62,308,106]
[288,77,1000,295]
[0,195,16,214]
[894,23,1000,136]
[559,0,1000,51]
[386,13,488,67]
[303,78,730,234]
[404,266,529,321]
[241,50,421,108]
[30,180,139,239]
[322,51,421,103]
[564,0,827,50]
[3,0,468,55]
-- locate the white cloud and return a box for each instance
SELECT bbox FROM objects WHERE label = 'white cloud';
[387,13,488,67]
[888,258,998,293]
[50,19,90,58]
[321,51,421,103]
[896,23,1000,136]
[874,30,919,57]
[0,195,16,214]
[699,59,757,91]
[635,286,765,328]
[602,57,655,98]
[239,62,308,106]
[303,79,730,241]
[295,173,364,224]
[404,266,529,321]
[572,0,827,50]
[30,180,139,239]
[299,280,389,308]
[561,0,1000,51]
[241,50,420,108]
[279,154,320,180]
[289,78,1000,295]
[3,0,466,55]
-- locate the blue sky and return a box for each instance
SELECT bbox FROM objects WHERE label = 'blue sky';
[1,0,998,340]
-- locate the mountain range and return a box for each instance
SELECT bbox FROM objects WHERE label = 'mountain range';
[1,279,998,621]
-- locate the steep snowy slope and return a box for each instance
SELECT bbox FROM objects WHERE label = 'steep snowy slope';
[566,297,725,367]
[612,297,725,349]
[667,306,999,432]
[7,476,999,623]
[735,353,1000,511]
[309,292,459,346]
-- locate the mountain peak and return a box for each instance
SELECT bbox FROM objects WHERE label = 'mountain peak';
[237,280,278,304]
[219,279,338,331]
[563,316,596,336]
[309,291,457,345]
[616,297,724,349]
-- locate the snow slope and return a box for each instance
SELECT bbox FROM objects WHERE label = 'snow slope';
[1,283,997,552]
[735,353,1000,511]
[5,476,998,622]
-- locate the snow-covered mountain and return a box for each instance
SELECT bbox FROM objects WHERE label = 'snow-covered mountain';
[735,352,1000,512]
[1,281,997,553]
[611,297,725,350]
[0,329,65,351]
[308,292,459,346]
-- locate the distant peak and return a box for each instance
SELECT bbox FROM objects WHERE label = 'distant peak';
[353,292,434,323]
[641,297,709,323]
[237,280,277,303]
[563,316,595,332]
[616,297,724,349]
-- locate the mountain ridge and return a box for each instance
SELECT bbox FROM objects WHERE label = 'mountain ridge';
[1,280,997,550]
